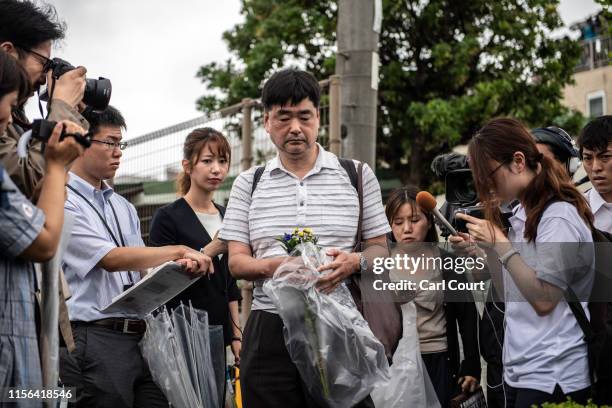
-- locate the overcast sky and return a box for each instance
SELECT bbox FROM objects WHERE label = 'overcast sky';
[27,0,601,139]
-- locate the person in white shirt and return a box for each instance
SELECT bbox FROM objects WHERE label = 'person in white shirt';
[578,116,612,234]
[451,117,595,407]
[220,69,390,408]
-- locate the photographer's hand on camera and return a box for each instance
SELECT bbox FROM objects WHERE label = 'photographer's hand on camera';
[19,120,85,262]
[43,120,86,170]
[48,66,87,109]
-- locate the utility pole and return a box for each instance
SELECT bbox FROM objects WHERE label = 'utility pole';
[240,98,254,326]
[335,0,382,169]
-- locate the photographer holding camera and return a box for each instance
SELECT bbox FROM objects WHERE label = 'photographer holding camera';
[0,0,89,198]
[1,48,86,394]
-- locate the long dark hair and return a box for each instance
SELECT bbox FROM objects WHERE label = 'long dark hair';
[0,49,29,102]
[385,185,439,243]
[177,127,231,196]
[468,117,593,242]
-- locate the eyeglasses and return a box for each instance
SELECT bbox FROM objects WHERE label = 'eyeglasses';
[488,161,506,178]
[91,139,128,151]
[22,48,54,73]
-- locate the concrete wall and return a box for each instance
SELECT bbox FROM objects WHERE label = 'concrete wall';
[563,65,612,117]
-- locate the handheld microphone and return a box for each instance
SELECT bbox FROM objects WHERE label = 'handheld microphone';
[416,191,459,236]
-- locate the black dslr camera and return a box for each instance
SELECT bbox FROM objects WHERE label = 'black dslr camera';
[31,119,92,148]
[40,58,112,111]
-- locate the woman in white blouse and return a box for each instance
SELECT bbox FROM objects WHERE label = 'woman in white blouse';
[452,117,595,407]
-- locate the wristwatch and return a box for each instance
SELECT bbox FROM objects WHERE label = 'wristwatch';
[358,253,368,274]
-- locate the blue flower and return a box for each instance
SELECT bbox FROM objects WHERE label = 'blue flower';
[283,233,292,242]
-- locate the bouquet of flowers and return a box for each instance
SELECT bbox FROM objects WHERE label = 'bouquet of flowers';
[263,228,389,408]
[276,227,318,253]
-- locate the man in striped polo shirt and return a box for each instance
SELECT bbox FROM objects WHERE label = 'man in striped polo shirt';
[219,69,390,407]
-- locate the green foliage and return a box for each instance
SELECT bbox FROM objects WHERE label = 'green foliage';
[596,0,612,38]
[541,399,609,407]
[196,0,585,187]
[196,0,337,112]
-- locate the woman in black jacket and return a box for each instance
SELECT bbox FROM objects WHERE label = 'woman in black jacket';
[149,127,242,364]
[386,186,481,407]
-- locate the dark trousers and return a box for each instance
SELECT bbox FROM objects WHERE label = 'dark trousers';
[594,378,612,406]
[240,310,375,408]
[422,351,455,407]
[484,362,505,408]
[504,383,590,408]
[59,325,167,408]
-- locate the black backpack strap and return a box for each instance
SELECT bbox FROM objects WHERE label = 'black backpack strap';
[251,166,265,196]
[566,287,595,340]
[338,158,358,191]
[565,286,596,384]
[593,227,612,243]
[338,158,364,248]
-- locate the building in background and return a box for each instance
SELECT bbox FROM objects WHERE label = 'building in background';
[563,11,611,118]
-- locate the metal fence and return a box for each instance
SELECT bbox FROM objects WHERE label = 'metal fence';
[114,76,341,245]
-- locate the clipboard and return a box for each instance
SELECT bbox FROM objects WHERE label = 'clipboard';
[100,261,201,317]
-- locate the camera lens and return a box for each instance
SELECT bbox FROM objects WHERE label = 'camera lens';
[83,77,112,111]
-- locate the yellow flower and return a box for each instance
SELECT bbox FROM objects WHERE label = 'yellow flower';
[298,231,304,237]
[304,228,312,234]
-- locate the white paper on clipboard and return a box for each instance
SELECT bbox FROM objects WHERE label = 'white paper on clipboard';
[100,261,201,317]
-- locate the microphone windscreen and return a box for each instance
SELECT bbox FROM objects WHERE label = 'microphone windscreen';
[416,191,438,212]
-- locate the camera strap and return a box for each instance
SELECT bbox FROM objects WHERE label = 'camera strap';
[67,184,135,286]
[36,76,56,120]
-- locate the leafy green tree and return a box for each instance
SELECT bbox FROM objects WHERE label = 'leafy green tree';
[196,1,337,113]
[197,0,584,188]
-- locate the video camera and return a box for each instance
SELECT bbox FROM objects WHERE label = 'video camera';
[431,152,511,236]
[40,58,112,111]
[31,119,92,148]
[16,119,92,160]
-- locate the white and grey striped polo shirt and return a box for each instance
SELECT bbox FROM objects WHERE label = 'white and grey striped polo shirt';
[219,144,390,313]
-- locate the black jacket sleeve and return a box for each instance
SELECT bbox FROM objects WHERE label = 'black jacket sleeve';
[455,290,482,380]
[442,251,482,380]
[149,207,177,247]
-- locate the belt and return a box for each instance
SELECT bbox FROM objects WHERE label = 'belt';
[72,318,146,334]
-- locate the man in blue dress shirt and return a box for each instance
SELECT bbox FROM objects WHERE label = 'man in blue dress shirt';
[59,106,213,407]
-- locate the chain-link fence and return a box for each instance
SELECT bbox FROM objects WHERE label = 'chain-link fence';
[114,77,341,244]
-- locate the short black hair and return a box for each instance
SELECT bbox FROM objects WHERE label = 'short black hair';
[83,105,127,136]
[261,68,320,111]
[0,0,65,53]
[578,115,612,154]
